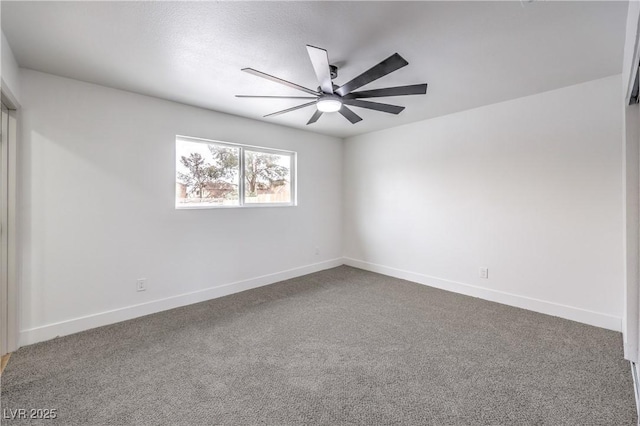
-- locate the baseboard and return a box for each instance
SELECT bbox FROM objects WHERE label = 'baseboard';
[343,257,622,332]
[19,256,622,346]
[19,258,343,346]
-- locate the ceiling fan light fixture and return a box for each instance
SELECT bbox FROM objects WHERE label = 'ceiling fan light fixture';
[316,97,342,113]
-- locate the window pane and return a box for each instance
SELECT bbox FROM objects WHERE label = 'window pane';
[176,140,240,207]
[244,150,292,204]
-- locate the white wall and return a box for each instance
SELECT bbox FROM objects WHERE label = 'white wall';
[343,74,624,331]
[1,30,21,104]
[16,68,627,344]
[18,69,343,344]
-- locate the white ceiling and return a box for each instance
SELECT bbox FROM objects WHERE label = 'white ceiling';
[1,1,627,138]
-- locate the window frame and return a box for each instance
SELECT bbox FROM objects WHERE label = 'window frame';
[175,135,297,209]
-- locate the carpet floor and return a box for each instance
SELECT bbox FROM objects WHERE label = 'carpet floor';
[0,266,636,425]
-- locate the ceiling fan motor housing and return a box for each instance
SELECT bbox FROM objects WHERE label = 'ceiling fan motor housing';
[329,65,338,80]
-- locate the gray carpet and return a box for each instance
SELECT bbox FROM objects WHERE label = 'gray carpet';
[0,266,636,425]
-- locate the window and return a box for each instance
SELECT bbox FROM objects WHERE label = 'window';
[175,136,296,208]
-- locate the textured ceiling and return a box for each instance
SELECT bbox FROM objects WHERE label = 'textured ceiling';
[1,1,628,138]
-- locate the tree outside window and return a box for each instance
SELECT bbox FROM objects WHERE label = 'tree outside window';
[175,138,294,208]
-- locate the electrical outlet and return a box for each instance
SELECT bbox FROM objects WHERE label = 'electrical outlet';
[136,278,147,292]
[315,246,320,255]
[479,267,489,279]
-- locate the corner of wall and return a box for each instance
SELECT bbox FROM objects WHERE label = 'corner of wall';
[340,136,348,259]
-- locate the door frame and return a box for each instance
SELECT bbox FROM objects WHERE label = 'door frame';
[1,86,19,355]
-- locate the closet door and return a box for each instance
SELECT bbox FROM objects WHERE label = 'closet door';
[0,101,8,358]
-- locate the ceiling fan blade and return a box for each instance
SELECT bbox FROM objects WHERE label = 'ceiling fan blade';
[306,45,333,94]
[307,110,323,125]
[263,101,317,118]
[335,53,409,97]
[236,95,317,99]
[339,105,363,124]
[343,84,427,99]
[343,99,405,115]
[242,68,319,96]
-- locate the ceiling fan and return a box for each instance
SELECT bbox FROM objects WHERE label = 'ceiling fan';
[236,45,428,125]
